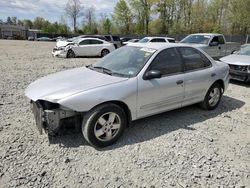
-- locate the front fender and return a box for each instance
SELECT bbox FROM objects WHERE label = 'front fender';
[58,78,138,120]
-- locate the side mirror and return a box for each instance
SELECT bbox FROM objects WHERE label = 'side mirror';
[143,70,162,80]
[209,41,219,46]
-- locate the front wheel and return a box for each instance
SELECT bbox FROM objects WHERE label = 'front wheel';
[82,104,126,148]
[200,83,222,110]
[66,49,75,58]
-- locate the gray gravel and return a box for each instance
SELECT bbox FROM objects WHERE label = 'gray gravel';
[0,40,250,187]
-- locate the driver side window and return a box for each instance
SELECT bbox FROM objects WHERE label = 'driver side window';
[148,48,183,76]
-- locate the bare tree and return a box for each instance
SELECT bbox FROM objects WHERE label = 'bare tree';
[85,7,96,33]
[65,0,83,33]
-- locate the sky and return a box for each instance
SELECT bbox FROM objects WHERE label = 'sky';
[0,0,118,23]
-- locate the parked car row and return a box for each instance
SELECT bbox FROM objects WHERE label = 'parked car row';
[51,32,249,83]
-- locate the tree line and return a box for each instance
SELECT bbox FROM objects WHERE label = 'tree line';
[2,0,250,36]
[112,0,250,35]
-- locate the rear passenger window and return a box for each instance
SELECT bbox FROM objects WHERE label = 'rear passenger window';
[218,36,225,44]
[149,48,182,75]
[112,36,120,41]
[167,39,175,43]
[105,36,111,41]
[151,38,166,43]
[79,40,91,45]
[90,40,103,44]
[178,47,211,71]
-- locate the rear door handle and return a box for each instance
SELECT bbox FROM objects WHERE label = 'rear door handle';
[211,73,216,77]
[176,80,184,85]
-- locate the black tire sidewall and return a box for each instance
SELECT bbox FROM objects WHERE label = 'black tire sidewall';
[67,50,75,58]
[82,104,126,148]
[101,49,109,57]
[203,83,222,110]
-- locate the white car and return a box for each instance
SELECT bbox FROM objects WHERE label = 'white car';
[52,38,115,58]
[138,37,175,43]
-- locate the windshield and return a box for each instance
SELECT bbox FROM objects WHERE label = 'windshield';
[90,46,156,77]
[239,45,250,56]
[181,35,211,44]
[139,38,150,43]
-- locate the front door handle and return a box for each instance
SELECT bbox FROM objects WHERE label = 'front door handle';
[176,80,184,85]
[211,73,216,77]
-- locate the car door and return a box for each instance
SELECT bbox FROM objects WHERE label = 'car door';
[207,36,221,59]
[74,39,91,56]
[218,35,227,57]
[137,48,185,118]
[177,47,214,106]
[89,39,104,56]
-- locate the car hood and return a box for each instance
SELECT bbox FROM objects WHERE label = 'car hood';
[25,67,128,103]
[56,40,74,47]
[220,54,250,66]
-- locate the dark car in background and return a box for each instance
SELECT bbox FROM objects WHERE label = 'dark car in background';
[104,35,122,48]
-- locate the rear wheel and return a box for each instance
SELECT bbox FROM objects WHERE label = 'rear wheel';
[82,104,126,148]
[101,49,110,57]
[200,83,222,110]
[67,49,75,58]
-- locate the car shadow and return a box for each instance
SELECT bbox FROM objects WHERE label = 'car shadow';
[230,80,250,88]
[74,56,101,59]
[48,96,245,149]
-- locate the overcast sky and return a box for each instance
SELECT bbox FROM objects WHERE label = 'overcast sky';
[0,0,117,23]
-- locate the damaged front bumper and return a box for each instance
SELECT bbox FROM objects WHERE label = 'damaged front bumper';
[52,49,67,58]
[31,101,79,135]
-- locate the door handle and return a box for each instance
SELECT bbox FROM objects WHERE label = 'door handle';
[176,80,184,85]
[211,73,216,77]
[218,46,221,50]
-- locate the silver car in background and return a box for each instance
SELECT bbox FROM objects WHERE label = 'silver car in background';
[220,44,250,82]
[26,43,229,147]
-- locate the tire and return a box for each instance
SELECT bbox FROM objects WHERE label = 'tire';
[66,49,75,58]
[101,49,110,57]
[200,83,222,110]
[82,103,127,148]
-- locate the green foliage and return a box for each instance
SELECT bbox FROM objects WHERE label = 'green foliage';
[113,0,132,34]
[103,18,112,34]
[3,0,250,35]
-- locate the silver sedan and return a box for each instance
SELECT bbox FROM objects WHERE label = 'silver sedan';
[25,43,230,147]
[220,44,250,82]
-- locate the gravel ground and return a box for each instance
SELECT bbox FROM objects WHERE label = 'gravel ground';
[0,40,250,188]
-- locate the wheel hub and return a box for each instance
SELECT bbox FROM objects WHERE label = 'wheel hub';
[94,112,121,141]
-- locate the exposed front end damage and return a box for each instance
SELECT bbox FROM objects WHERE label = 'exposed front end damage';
[31,100,81,135]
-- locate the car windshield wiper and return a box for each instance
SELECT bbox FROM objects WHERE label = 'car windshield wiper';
[87,65,113,75]
[87,65,129,78]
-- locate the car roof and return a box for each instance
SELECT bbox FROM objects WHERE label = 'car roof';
[78,37,106,41]
[190,33,222,36]
[143,36,175,40]
[126,42,191,50]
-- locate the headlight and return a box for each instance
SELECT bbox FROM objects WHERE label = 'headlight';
[58,47,65,51]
